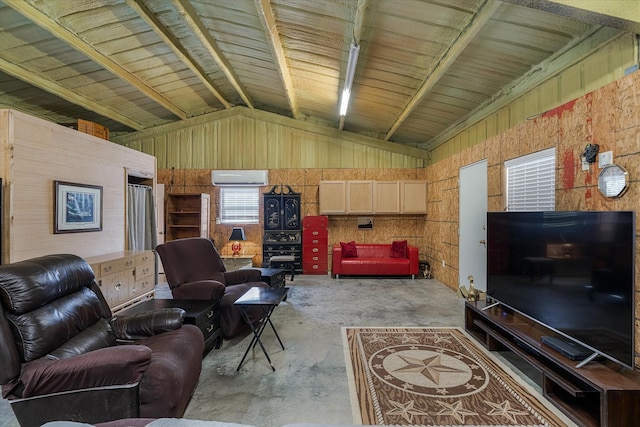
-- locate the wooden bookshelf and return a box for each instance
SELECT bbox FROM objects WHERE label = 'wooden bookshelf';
[166,193,210,241]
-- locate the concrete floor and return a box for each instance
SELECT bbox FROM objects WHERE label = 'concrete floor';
[0,275,468,427]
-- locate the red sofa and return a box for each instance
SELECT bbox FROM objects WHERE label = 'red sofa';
[332,243,419,279]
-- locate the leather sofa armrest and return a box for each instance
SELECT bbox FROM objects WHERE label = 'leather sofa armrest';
[15,345,151,398]
[224,268,261,285]
[171,280,225,300]
[110,308,185,340]
[331,245,343,275]
[408,246,419,274]
[0,303,21,384]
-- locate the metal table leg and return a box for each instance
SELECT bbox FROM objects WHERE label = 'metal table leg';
[236,304,282,371]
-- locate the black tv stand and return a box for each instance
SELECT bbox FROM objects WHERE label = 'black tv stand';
[465,301,640,427]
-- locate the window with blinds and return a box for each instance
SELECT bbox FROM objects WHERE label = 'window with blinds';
[505,148,556,211]
[220,186,260,224]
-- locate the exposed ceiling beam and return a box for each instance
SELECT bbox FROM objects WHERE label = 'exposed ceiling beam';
[425,26,625,150]
[502,0,640,32]
[0,57,143,130]
[339,0,368,131]
[3,0,188,121]
[384,0,500,141]
[126,0,231,109]
[254,0,300,119]
[171,0,252,109]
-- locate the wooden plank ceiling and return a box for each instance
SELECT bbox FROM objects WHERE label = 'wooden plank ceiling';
[0,0,635,151]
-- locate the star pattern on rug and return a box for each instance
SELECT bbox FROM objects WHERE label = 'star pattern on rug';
[484,400,530,423]
[347,328,569,427]
[435,399,478,423]
[367,334,389,345]
[386,399,431,423]
[432,334,453,345]
[394,354,465,384]
[400,333,421,344]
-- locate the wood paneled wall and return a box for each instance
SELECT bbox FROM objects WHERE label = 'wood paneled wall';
[114,108,428,170]
[424,70,640,366]
[160,167,428,267]
[0,109,156,263]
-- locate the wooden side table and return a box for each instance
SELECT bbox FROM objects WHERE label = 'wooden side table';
[247,267,286,288]
[120,299,222,355]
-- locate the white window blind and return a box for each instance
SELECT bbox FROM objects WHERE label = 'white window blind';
[220,186,260,224]
[505,148,556,211]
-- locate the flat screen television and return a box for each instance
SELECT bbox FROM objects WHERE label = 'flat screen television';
[486,210,635,368]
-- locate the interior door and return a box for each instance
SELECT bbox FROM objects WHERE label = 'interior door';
[459,160,488,291]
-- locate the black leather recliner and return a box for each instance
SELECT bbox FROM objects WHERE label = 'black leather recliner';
[0,254,204,427]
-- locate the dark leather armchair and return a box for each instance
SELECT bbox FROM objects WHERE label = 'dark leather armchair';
[155,237,268,339]
[0,254,204,427]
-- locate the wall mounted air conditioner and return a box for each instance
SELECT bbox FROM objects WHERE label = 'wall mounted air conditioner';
[211,170,268,186]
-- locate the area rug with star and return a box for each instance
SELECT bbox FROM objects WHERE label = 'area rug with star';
[342,327,576,426]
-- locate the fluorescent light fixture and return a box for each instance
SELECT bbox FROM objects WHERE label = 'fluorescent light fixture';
[339,89,351,116]
[339,43,360,116]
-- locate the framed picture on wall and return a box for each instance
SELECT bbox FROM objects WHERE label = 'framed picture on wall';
[54,181,103,233]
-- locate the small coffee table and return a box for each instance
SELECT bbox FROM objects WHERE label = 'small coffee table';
[234,286,289,371]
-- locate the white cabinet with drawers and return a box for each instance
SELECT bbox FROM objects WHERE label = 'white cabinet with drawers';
[87,250,155,312]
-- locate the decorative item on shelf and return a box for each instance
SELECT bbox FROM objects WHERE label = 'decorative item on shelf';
[467,275,476,301]
[229,227,246,256]
[458,275,484,301]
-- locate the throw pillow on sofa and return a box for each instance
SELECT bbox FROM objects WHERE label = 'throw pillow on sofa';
[390,240,407,258]
[340,241,358,258]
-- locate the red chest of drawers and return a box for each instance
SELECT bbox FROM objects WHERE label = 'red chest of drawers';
[302,215,328,274]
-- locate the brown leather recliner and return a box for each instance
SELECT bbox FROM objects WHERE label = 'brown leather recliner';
[0,254,204,427]
[155,237,268,339]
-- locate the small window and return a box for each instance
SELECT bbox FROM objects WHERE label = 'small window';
[505,148,556,211]
[220,187,260,224]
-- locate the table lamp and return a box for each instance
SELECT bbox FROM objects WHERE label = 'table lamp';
[229,227,246,256]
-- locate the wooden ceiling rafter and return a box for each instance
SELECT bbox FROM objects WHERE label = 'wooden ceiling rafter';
[254,0,300,119]
[0,56,144,130]
[125,0,231,110]
[170,0,251,110]
[0,0,632,147]
[384,0,500,142]
[424,25,625,151]
[502,0,640,32]
[3,0,188,122]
